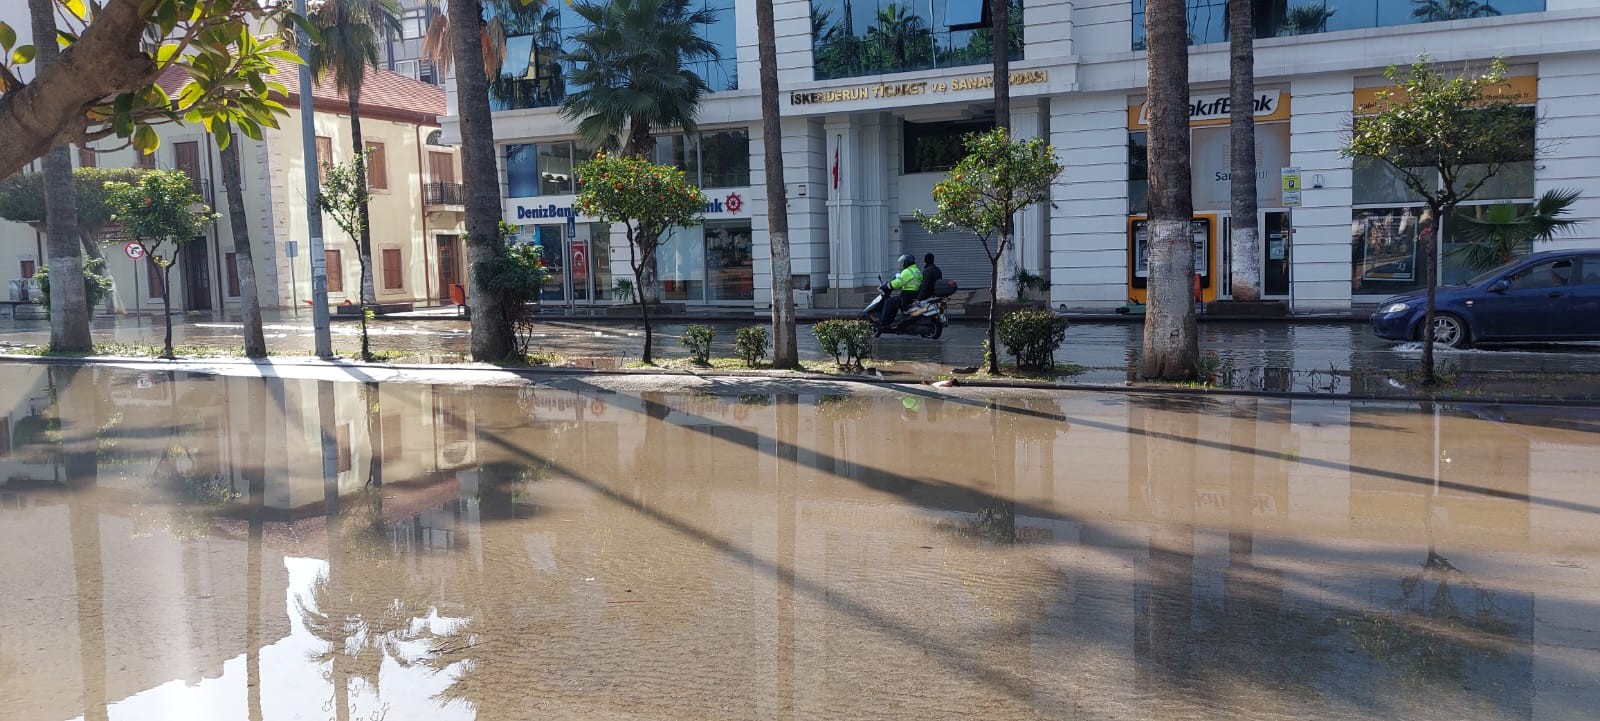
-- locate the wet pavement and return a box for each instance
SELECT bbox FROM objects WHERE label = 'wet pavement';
[2,362,1598,720]
[7,313,1600,394]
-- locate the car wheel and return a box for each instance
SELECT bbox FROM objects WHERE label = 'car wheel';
[1425,313,1472,349]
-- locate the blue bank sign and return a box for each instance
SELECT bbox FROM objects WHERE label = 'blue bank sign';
[515,204,579,220]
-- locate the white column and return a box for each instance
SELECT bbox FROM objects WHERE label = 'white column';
[1049,92,1129,311]
[1012,101,1049,291]
[825,113,893,289]
[1287,74,1355,313]
[1537,53,1600,247]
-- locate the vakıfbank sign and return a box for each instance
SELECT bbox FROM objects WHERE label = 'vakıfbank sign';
[1128,90,1290,130]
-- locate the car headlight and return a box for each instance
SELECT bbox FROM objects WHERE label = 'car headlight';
[1380,302,1410,314]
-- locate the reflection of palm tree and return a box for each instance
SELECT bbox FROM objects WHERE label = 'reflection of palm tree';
[865,4,931,72]
[1278,3,1336,35]
[1411,0,1501,21]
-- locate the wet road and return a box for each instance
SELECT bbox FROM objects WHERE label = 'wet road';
[2,363,1599,720]
[7,313,1600,388]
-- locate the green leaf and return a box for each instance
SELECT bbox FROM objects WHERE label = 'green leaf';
[114,114,134,139]
[156,42,180,65]
[11,45,33,65]
[133,125,160,155]
[214,127,232,151]
[56,30,76,48]
[0,23,14,52]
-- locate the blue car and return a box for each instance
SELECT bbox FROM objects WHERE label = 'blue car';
[1369,249,1600,348]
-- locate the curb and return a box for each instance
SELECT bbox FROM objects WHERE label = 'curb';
[6,353,1600,407]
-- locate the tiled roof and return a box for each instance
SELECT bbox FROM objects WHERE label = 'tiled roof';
[156,58,445,125]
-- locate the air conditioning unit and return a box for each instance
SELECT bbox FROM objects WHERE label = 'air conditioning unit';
[395,60,420,80]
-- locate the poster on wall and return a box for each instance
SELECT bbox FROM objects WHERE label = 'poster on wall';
[1132,219,1210,281]
[1355,209,1419,282]
[570,240,589,282]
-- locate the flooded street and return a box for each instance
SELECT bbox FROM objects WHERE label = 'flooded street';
[2,363,1599,720]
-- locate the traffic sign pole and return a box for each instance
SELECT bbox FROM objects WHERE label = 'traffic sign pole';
[1281,167,1302,315]
[123,242,147,321]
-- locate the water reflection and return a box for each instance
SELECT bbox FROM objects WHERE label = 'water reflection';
[2,365,1598,720]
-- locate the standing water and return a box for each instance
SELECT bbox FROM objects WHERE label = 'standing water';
[1,364,1598,720]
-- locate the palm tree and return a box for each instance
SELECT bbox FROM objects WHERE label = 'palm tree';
[559,0,721,158]
[1228,0,1260,301]
[1277,3,1337,35]
[1411,0,1501,22]
[307,0,403,310]
[864,4,931,72]
[1140,0,1199,380]
[29,0,92,351]
[1455,188,1582,272]
[757,0,798,368]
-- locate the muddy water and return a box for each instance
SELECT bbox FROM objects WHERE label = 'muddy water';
[2,364,1599,720]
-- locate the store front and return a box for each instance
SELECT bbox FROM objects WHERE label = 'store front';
[1348,77,1538,302]
[1127,89,1293,301]
[518,220,613,304]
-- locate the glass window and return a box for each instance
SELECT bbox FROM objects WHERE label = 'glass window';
[506,144,540,197]
[1352,157,1435,206]
[706,223,754,301]
[658,225,706,301]
[904,119,993,174]
[1144,0,1546,48]
[1581,256,1600,286]
[1128,132,1148,215]
[538,142,573,195]
[811,0,1023,80]
[1351,206,1427,296]
[653,135,698,181]
[502,34,535,79]
[1504,258,1575,290]
[945,0,986,28]
[535,226,566,302]
[698,129,750,188]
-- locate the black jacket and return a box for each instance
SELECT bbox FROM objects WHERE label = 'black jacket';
[917,263,943,300]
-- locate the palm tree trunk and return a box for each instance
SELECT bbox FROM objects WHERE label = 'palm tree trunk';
[221,134,269,358]
[1228,0,1261,302]
[31,0,92,351]
[450,0,513,361]
[757,0,799,368]
[1139,0,1198,380]
[992,0,1018,304]
[348,95,378,307]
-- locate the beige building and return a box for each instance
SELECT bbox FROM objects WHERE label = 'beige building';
[0,62,460,317]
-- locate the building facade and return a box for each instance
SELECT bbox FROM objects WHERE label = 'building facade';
[448,0,1600,313]
[1,64,461,316]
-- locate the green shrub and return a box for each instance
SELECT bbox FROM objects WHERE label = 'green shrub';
[813,319,874,372]
[34,257,116,314]
[680,324,716,365]
[474,240,551,362]
[734,325,769,367]
[997,310,1069,371]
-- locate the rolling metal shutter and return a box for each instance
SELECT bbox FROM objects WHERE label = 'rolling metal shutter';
[900,220,992,292]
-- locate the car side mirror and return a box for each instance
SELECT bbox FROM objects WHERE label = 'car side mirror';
[1489,278,1511,293]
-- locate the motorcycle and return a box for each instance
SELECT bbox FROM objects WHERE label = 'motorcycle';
[861,278,957,339]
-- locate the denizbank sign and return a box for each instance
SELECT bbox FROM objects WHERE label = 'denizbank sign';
[1128,90,1290,130]
[508,192,750,225]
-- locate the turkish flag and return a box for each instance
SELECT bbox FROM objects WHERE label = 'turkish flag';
[832,147,839,189]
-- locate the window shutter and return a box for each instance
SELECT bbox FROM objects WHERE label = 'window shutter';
[316,136,333,183]
[383,248,403,289]
[366,142,387,190]
[325,249,344,292]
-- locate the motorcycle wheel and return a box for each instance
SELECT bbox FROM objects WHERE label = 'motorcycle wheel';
[919,322,941,339]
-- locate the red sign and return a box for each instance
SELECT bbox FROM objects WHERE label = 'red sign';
[570,241,588,281]
[124,242,147,260]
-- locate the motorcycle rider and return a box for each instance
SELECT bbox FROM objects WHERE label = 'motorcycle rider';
[879,254,922,330]
[916,253,943,302]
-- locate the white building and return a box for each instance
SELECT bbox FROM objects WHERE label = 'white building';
[450,0,1600,314]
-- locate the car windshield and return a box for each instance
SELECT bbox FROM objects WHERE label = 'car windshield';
[1464,259,1526,286]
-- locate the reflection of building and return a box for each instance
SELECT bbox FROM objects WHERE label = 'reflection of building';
[448,0,1597,312]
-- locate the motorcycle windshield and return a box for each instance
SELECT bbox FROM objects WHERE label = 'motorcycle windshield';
[863,296,882,313]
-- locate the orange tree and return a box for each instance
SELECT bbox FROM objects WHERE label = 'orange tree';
[574,151,703,364]
[106,170,215,359]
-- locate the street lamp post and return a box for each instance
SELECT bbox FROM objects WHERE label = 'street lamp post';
[295,0,333,358]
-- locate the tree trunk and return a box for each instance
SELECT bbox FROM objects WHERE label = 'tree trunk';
[1420,205,1440,385]
[630,235,655,364]
[1227,0,1261,302]
[160,261,176,357]
[987,250,1002,374]
[32,0,93,352]
[992,0,1019,304]
[348,95,377,307]
[623,122,662,304]
[757,0,799,369]
[451,0,513,361]
[1139,0,1198,381]
[220,134,268,358]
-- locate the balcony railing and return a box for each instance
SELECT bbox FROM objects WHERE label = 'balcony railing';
[424,182,464,207]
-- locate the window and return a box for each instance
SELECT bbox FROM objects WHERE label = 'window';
[810,0,1023,80]
[383,248,404,290]
[1351,207,1425,295]
[697,130,750,188]
[1136,0,1547,49]
[325,249,344,293]
[401,10,426,40]
[506,143,540,197]
[316,135,333,183]
[365,142,388,190]
[1128,132,1149,215]
[536,142,572,195]
[77,146,97,168]
[336,423,352,473]
[136,151,156,169]
[706,223,754,301]
[224,252,240,297]
[429,151,456,184]
[1505,259,1575,291]
[903,119,993,174]
[1582,257,1600,287]
[658,225,707,301]
[20,260,35,280]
